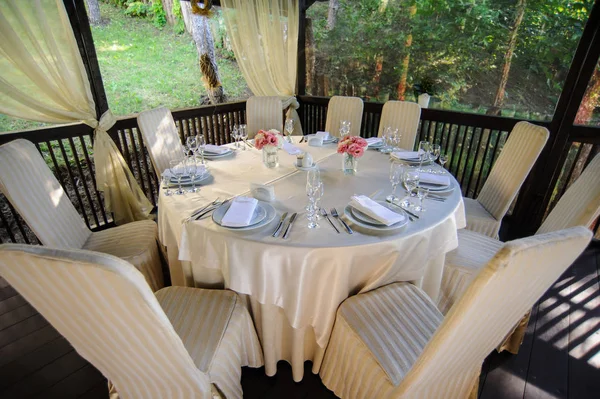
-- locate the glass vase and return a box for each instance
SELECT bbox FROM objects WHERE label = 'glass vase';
[262,145,279,168]
[342,153,358,175]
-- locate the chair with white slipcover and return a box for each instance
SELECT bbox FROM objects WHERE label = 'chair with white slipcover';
[0,244,263,399]
[0,139,164,291]
[137,106,184,180]
[325,96,364,138]
[319,227,591,399]
[246,96,283,139]
[377,101,421,150]
[464,121,549,238]
[437,152,600,352]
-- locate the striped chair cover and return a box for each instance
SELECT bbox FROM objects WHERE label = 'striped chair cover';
[377,101,421,150]
[0,245,263,399]
[465,121,549,238]
[0,139,163,291]
[324,96,364,138]
[438,153,600,352]
[320,227,591,399]
[137,106,184,179]
[246,96,283,139]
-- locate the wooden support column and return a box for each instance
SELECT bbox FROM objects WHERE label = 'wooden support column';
[297,0,307,96]
[509,0,600,238]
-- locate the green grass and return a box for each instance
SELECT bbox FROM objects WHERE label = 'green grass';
[0,2,249,132]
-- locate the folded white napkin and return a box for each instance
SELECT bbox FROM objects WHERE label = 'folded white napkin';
[204,144,230,154]
[349,195,405,226]
[308,137,323,147]
[282,142,303,155]
[366,137,383,146]
[419,172,450,187]
[392,151,420,161]
[221,197,258,227]
[315,131,330,140]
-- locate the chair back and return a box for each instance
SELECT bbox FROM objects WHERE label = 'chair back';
[137,106,184,179]
[0,139,91,248]
[537,153,600,234]
[394,227,591,398]
[325,96,364,137]
[0,244,213,398]
[246,96,283,139]
[377,101,421,150]
[477,121,549,220]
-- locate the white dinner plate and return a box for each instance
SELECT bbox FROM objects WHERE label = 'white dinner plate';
[391,154,433,166]
[203,149,234,159]
[212,201,276,231]
[420,179,456,194]
[344,203,409,233]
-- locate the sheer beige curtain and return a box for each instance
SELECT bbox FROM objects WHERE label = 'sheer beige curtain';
[221,0,303,134]
[0,0,152,225]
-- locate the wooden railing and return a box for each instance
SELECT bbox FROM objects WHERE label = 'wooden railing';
[0,97,597,244]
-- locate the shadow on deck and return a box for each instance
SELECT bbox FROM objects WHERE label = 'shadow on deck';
[0,244,598,398]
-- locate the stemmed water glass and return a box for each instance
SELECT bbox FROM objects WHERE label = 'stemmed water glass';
[186,136,198,155]
[231,125,240,149]
[386,162,404,204]
[439,154,448,171]
[186,156,200,193]
[340,120,351,137]
[306,167,321,228]
[400,167,420,208]
[382,126,392,152]
[392,129,401,151]
[428,144,441,173]
[161,173,172,196]
[415,186,429,212]
[285,118,294,143]
[418,141,430,172]
[196,134,207,166]
[169,159,186,195]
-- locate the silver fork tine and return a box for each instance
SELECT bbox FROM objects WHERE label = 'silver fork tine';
[331,208,353,234]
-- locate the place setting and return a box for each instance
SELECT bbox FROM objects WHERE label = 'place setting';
[212,196,277,231]
[161,156,212,196]
[342,194,409,234]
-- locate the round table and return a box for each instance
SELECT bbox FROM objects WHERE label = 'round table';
[158,141,465,381]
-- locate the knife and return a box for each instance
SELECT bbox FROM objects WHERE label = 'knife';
[385,198,419,220]
[272,212,288,237]
[282,212,297,239]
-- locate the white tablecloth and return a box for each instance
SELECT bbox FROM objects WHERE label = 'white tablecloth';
[158,142,465,381]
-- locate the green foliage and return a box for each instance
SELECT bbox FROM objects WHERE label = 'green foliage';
[150,0,167,28]
[124,1,149,18]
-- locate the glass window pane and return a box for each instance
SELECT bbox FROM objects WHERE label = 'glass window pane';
[305,0,593,121]
[575,62,600,126]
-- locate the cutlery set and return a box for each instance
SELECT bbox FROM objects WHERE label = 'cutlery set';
[184,198,229,222]
[272,212,297,239]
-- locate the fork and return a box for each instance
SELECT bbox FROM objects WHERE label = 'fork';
[195,199,230,220]
[320,208,340,233]
[330,208,353,234]
[184,198,221,222]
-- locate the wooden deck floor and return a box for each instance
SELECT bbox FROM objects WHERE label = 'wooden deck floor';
[1,243,598,398]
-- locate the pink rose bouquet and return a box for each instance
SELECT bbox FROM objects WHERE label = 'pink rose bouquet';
[337,136,368,158]
[254,129,283,150]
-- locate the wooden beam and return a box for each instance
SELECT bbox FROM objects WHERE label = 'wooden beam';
[510,0,600,237]
[297,0,307,95]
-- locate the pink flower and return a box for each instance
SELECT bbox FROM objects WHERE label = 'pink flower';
[337,143,349,154]
[348,143,364,158]
[267,134,278,146]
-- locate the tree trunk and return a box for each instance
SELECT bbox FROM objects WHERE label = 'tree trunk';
[180,0,193,35]
[489,0,527,115]
[161,0,175,26]
[373,55,384,99]
[396,4,417,100]
[182,1,226,104]
[327,0,339,31]
[306,18,316,95]
[85,0,101,25]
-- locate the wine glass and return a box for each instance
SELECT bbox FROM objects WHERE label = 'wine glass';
[186,136,198,155]
[239,124,249,150]
[169,159,186,195]
[429,144,441,173]
[401,168,420,208]
[161,173,172,196]
[196,134,207,167]
[382,126,392,152]
[340,120,350,137]
[386,162,404,204]
[418,141,430,172]
[439,154,448,171]
[186,156,199,193]
[285,118,294,143]
[231,125,240,149]
[415,186,429,212]
[392,129,401,151]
